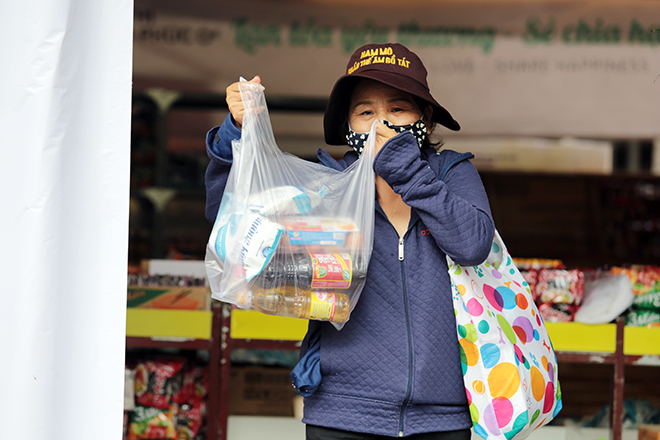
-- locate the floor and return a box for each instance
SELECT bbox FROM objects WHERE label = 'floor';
[226,417,639,440]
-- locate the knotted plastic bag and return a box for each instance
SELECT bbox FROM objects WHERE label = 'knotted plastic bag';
[205,79,376,330]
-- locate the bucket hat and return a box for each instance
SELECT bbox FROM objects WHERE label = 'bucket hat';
[324,43,460,145]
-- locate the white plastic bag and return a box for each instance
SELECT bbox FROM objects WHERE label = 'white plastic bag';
[574,274,634,324]
[205,79,376,330]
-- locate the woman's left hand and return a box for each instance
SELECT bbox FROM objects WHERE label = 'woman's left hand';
[374,122,399,155]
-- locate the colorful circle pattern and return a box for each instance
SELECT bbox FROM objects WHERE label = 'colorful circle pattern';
[453,234,561,440]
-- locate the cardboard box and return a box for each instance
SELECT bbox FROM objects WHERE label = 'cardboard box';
[127,286,210,310]
[639,425,660,440]
[229,366,295,417]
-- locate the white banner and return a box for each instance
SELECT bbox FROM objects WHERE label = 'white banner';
[133,0,660,139]
[0,1,133,439]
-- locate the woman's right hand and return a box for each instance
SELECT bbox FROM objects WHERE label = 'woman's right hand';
[226,75,262,130]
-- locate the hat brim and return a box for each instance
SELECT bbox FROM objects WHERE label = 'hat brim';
[323,70,460,146]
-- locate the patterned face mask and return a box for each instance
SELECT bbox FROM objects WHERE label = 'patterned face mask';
[345,119,427,155]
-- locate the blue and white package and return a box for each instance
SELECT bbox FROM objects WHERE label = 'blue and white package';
[215,211,284,282]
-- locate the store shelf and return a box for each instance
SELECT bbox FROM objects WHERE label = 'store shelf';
[546,319,659,440]
[230,309,307,341]
[218,311,660,440]
[125,304,659,440]
[546,322,617,353]
[546,320,660,360]
[125,306,222,440]
[126,308,213,340]
[624,325,660,357]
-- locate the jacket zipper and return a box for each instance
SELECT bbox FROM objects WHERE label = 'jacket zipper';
[397,234,414,437]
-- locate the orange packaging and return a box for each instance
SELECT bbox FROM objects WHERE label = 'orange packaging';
[639,425,660,440]
[127,286,210,310]
[280,217,362,253]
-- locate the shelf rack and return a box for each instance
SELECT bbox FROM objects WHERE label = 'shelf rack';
[126,305,660,440]
[547,319,660,440]
[125,306,222,440]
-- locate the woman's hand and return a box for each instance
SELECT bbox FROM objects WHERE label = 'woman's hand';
[373,121,399,155]
[226,75,262,129]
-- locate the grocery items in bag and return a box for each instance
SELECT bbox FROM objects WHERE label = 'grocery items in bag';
[282,217,360,250]
[247,252,366,323]
[251,286,350,323]
[256,252,366,292]
[247,186,326,216]
[205,80,376,329]
[212,210,284,282]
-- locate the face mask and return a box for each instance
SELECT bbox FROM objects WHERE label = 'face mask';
[345,119,427,155]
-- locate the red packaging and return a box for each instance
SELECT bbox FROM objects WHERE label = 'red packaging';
[172,365,207,404]
[193,366,209,402]
[538,302,577,323]
[611,265,660,297]
[171,367,194,405]
[176,401,205,439]
[520,269,538,302]
[134,360,185,409]
[536,268,584,305]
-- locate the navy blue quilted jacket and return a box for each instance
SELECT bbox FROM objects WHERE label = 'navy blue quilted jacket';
[205,115,495,437]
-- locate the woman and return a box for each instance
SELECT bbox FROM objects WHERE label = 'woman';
[205,43,495,440]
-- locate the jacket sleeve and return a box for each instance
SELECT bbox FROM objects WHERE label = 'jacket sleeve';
[205,114,242,222]
[372,131,494,266]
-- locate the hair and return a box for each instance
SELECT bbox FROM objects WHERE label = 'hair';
[410,96,444,152]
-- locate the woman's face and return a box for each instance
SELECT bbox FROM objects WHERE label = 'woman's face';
[348,79,425,133]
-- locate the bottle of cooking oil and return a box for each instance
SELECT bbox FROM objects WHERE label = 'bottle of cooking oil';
[250,286,350,323]
[257,252,366,293]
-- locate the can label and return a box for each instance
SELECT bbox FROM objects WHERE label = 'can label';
[308,291,336,321]
[310,253,352,289]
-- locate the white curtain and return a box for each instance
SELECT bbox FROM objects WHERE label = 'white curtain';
[0,1,134,439]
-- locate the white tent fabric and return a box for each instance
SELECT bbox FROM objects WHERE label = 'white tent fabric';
[0,1,133,439]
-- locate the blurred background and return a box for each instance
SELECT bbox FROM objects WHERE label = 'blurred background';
[128,0,660,270]
[124,2,660,439]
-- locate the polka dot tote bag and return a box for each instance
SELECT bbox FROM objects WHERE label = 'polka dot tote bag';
[447,230,562,440]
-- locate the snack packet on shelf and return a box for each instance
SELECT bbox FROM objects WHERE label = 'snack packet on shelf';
[625,307,660,327]
[134,360,185,409]
[632,290,660,310]
[536,268,585,305]
[176,401,205,439]
[171,365,208,405]
[611,265,660,297]
[538,302,577,322]
[128,405,177,440]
